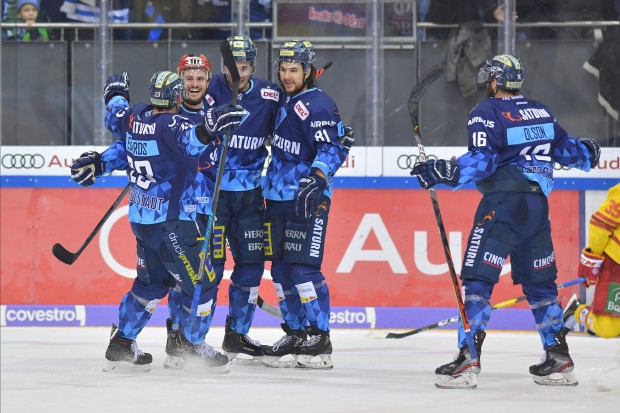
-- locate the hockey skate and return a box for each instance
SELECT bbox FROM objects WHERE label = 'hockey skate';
[163,318,186,370]
[222,316,267,363]
[561,294,581,333]
[435,331,485,389]
[103,324,152,373]
[296,326,333,370]
[529,330,578,386]
[262,323,307,368]
[182,341,231,374]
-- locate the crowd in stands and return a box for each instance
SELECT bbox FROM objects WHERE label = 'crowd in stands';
[3,1,619,42]
[2,0,272,40]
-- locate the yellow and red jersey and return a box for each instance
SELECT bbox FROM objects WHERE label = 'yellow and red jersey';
[589,183,620,265]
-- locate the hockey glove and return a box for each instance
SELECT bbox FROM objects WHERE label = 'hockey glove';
[340,123,355,151]
[578,248,604,287]
[203,104,245,137]
[70,151,104,187]
[295,171,327,219]
[410,158,459,189]
[578,137,601,168]
[103,72,130,105]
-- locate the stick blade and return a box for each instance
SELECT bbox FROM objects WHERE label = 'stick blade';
[52,243,76,265]
[409,65,444,104]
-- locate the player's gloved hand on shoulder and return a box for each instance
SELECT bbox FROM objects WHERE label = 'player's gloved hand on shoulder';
[578,137,601,168]
[410,158,459,189]
[70,151,104,187]
[340,123,355,151]
[103,72,130,105]
[295,171,327,219]
[578,248,603,287]
[203,104,245,137]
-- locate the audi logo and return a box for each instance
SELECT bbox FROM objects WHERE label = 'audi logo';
[397,154,438,169]
[2,153,45,169]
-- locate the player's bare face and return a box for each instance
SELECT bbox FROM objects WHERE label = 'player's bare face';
[225,62,253,92]
[278,62,308,95]
[182,69,210,108]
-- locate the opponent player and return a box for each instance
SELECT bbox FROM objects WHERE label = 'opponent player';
[260,40,349,369]
[411,54,601,388]
[70,71,243,373]
[563,182,620,338]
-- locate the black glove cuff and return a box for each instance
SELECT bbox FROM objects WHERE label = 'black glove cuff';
[104,92,129,106]
[195,124,216,145]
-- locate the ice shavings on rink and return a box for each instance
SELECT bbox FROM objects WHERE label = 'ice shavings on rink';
[1,327,618,413]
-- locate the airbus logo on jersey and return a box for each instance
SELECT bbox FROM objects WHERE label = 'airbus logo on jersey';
[467,117,495,128]
[310,120,336,128]
[261,88,279,102]
[294,101,310,120]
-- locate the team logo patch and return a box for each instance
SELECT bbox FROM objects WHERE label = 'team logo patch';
[477,210,495,226]
[261,88,279,102]
[206,94,215,106]
[275,107,287,129]
[294,101,310,120]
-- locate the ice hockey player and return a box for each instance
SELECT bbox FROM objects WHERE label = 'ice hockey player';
[204,35,282,362]
[70,70,244,373]
[563,182,620,339]
[410,54,601,388]
[260,40,349,369]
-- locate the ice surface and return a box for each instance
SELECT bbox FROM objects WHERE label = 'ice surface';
[1,327,618,413]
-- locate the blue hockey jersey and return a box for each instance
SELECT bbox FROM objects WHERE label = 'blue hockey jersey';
[262,87,348,201]
[457,95,594,196]
[178,104,218,216]
[102,96,212,224]
[206,74,281,191]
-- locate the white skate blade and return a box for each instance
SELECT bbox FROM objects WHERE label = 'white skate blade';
[532,371,578,386]
[103,360,151,373]
[226,352,263,365]
[296,354,334,370]
[163,355,185,370]
[435,373,477,389]
[262,354,298,368]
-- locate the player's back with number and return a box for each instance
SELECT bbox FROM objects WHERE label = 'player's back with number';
[112,106,199,224]
[467,95,590,195]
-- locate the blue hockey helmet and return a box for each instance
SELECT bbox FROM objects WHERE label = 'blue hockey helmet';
[477,54,524,91]
[147,71,187,108]
[277,40,316,72]
[228,35,257,66]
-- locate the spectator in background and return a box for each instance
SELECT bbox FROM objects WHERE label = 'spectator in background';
[201,0,271,40]
[59,0,131,40]
[4,0,49,41]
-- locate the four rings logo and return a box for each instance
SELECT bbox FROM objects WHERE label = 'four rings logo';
[2,153,45,169]
[397,154,439,169]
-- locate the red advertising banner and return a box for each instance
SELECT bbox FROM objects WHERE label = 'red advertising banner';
[1,187,580,308]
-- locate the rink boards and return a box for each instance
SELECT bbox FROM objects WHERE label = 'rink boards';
[1,146,618,329]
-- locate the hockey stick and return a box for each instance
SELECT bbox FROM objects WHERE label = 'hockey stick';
[374,277,586,339]
[189,40,241,322]
[407,65,483,360]
[52,183,131,265]
[315,61,333,79]
[257,296,282,318]
[253,60,334,319]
